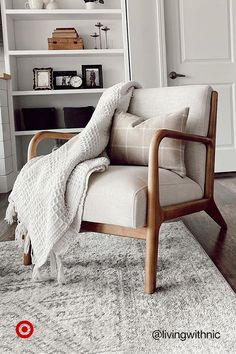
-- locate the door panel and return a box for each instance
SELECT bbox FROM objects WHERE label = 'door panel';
[164,0,236,172]
[180,0,232,62]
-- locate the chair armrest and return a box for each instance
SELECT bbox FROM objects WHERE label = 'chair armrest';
[147,129,213,223]
[150,129,212,149]
[28,131,76,161]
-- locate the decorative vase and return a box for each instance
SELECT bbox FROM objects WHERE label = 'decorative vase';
[46,0,58,9]
[85,2,95,10]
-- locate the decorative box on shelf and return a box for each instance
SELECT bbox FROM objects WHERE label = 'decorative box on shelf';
[48,28,84,50]
[48,38,84,50]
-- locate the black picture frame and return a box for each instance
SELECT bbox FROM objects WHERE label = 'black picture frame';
[33,68,53,90]
[53,71,77,90]
[82,65,103,89]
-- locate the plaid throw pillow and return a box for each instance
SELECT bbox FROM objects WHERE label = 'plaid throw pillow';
[108,108,189,177]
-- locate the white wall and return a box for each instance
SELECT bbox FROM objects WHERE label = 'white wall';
[126,0,165,88]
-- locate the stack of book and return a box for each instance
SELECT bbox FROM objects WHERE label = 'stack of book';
[52,28,79,39]
[48,27,84,50]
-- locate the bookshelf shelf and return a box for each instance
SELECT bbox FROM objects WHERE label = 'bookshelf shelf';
[9,49,124,57]
[5,9,122,20]
[12,88,106,96]
[14,128,82,136]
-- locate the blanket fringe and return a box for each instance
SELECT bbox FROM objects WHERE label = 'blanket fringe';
[50,251,65,284]
[5,201,16,224]
[57,255,66,284]
[24,233,31,254]
[32,265,50,282]
[50,251,57,278]
[32,251,65,284]
[15,222,28,248]
[32,266,43,281]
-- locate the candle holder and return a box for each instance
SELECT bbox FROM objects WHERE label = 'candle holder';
[90,32,99,49]
[95,22,103,49]
[102,26,110,49]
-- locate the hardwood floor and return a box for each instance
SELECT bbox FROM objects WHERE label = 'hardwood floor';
[1,174,236,292]
[183,173,236,293]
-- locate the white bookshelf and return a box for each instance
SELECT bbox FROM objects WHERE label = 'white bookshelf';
[1,0,130,173]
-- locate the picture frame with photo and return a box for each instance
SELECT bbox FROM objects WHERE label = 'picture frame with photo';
[33,68,53,90]
[82,65,103,89]
[53,71,77,90]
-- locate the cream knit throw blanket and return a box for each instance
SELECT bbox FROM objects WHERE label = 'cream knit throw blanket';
[5,81,139,283]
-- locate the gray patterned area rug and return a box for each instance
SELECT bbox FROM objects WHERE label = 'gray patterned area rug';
[0,222,236,354]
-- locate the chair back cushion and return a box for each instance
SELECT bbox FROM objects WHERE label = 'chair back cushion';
[128,85,213,190]
[108,108,189,177]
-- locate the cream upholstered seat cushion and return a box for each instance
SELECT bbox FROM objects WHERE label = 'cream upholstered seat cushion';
[82,166,203,228]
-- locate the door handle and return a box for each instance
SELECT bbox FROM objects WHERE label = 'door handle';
[168,71,186,80]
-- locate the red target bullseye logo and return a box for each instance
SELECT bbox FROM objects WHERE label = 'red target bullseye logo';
[16,321,34,339]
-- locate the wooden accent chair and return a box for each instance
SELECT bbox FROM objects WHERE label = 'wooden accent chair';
[25,85,227,294]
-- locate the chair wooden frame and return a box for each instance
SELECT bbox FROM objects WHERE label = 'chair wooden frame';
[25,91,227,294]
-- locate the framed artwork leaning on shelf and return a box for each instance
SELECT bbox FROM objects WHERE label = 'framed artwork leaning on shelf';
[33,68,53,90]
[53,71,81,90]
[82,65,103,88]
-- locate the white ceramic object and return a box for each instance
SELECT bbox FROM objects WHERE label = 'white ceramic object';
[85,2,96,10]
[46,0,59,9]
[25,0,44,9]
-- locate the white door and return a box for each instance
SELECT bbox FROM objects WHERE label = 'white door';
[164,0,236,172]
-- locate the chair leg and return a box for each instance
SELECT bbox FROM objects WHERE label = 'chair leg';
[23,243,32,266]
[205,199,227,230]
[144,223,161,294]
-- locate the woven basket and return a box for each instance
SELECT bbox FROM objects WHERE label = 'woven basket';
[48,38,84,50]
